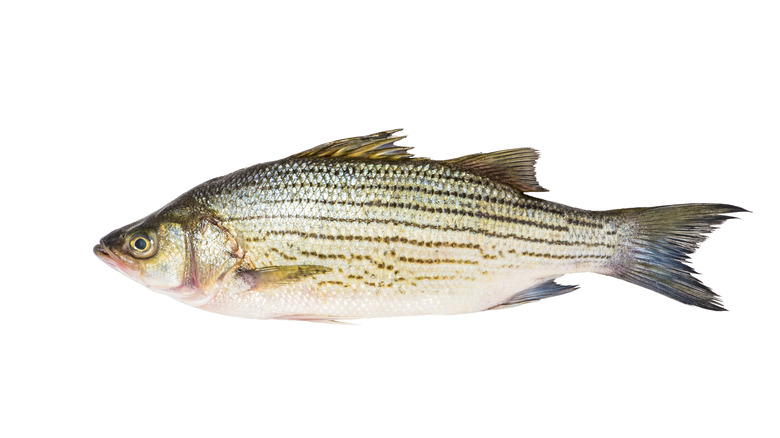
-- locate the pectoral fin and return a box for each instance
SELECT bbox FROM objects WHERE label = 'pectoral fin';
[236,265,332,291]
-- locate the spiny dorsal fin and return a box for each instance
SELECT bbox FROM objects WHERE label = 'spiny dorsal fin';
[290,129,414,160]
[445,148,547,192]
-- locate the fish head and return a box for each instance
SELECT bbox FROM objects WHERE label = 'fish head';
[94,214,190,296]
[94,203,245,307]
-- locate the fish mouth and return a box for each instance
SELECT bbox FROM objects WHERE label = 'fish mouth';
[94,242,127,272]
[93,243,110,260]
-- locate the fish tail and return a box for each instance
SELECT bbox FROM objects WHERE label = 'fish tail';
[605,204,746,311]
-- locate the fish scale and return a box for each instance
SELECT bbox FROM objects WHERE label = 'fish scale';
[184,157,619,318]
[95,129,744,320]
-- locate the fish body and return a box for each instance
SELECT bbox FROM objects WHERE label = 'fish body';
[94,130,743,320]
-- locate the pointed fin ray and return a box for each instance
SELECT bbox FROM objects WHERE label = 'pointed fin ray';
[289,129,415,160]
[487,279,579,310]
[446,148,547,192]
[237,265,332,291]
[275,315,352,324]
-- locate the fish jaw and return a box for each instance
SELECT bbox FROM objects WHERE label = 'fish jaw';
[94,240,220,307]
[94,243,135,278]
[164,284,218,307]
[93,241,159,293]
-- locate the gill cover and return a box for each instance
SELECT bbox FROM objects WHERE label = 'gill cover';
[177,217,245,305]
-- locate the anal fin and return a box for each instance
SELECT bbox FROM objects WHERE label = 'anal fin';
[275,314,353,324]
[487,280,579,310]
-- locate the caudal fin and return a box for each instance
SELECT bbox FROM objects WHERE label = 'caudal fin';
[607,204,746,311]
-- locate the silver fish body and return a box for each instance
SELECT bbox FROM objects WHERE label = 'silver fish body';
[94,130,743,320]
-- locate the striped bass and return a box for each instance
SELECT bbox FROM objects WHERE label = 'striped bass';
[94,129,744,321]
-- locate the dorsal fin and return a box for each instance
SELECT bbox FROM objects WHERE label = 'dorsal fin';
[445,148,547,192]
[289,129,414,160]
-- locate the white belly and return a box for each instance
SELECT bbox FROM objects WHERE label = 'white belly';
[197,268,564,320]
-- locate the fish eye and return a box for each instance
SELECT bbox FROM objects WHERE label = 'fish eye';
[128,233,156,258]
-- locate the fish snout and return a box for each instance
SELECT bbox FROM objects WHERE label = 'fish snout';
[93,239,127,272]
[93,242,114,264]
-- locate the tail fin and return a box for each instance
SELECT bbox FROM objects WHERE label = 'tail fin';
[607,204,746,311]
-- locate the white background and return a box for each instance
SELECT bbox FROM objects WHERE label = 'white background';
[1,1,777,437]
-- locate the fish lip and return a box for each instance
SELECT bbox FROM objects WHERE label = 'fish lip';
[94,241,126,272]
[93,243,111,261]
[93,243,108,257]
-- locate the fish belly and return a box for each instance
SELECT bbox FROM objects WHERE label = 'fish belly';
[200,268,565,319]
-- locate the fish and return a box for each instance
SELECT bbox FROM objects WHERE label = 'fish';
[94,129,745,321]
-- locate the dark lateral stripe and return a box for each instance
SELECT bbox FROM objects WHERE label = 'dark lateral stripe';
[251,229,612,249]
[300,250,348,261]
[238,215,615,249]
[217,159,583,219]
[268,247,297,261]
[248,231,484,249]
[413,275,459,281]
[232,177,574,219]
[255,197,570,232]
[298,249,478,266]
[566,217,604,230]
[226,202,569,233]
[397,256,479,265]
[294,247,607,263]
[521,251,610,260]
[252,161,492,193]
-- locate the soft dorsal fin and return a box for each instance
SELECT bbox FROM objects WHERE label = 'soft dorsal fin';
[445,148,547,192]
[290,129,414,160]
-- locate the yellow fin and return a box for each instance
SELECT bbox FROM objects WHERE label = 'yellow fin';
[446,148,547,192]
[237,265,332,291]
[289,129,415,160]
